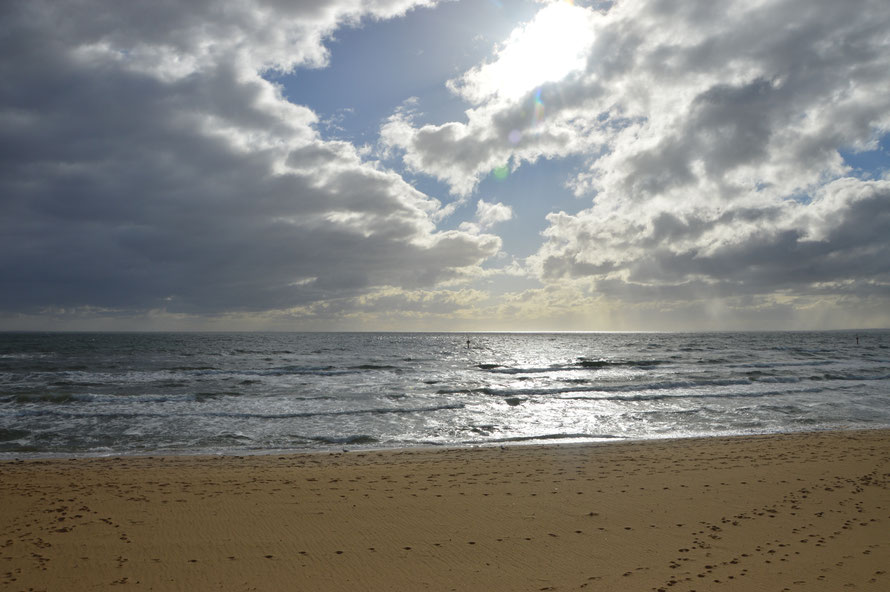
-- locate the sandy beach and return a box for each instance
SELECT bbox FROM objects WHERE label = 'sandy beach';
[1,430,888,591]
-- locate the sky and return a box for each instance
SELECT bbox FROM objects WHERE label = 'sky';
[1,0,889,332]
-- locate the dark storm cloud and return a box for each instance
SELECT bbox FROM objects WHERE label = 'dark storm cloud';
[0,0,500,317]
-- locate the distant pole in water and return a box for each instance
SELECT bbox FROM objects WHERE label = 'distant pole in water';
[467,337,471,350]
[856,334,859,345]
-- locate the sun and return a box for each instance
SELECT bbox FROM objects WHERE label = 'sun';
[459,0,595,102]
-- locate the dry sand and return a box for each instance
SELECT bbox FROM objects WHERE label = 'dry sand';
[1,429,888,591]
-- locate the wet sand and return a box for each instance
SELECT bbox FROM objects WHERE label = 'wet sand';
[1,429,888,591]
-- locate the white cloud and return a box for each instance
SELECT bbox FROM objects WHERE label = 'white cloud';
[382,0,890,324]
[459,199,514,235]
[475,199,513,228]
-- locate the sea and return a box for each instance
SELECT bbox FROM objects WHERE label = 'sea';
[1,331,888,458]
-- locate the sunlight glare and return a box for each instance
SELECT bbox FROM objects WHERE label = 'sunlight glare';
[475,1,594,101]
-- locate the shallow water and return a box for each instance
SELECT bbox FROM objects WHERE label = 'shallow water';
[1,331,888,456]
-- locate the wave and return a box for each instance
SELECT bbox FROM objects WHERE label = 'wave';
[559,385,828,403]
[743,373,801,383]
[191,432,254,446]
[309,434,379,445]
[0,352,50,360]
[14,402,467,421]
[47,379,106,388]
[228,349,295,355]
[12,392,96,404]
[475,432,622,444]
[5,389,356,407]
[185,363,412,378]
[483,365,570,375]
[205,402,466,420]
[818,372,890,381]
[744,404,806,415]
[475,358,669,375]
[477,377,756,398]
[0,428,30,442]
[9,391,248,405]
[730,361,831,369]
[193,391,245,401]
[576,358,667,369]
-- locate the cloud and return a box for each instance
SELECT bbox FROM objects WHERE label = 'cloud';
[458,199,513,235]
[0,0,503,317]
[383,0,890,323]
[475,199,513,228]
[3,0,889,330]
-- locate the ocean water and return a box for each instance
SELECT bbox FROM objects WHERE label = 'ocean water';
[1,331,888,457]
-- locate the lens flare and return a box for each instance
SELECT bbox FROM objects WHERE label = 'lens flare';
[532,87,545,127]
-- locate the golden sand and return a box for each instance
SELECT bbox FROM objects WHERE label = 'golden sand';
[1,429,888,591]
